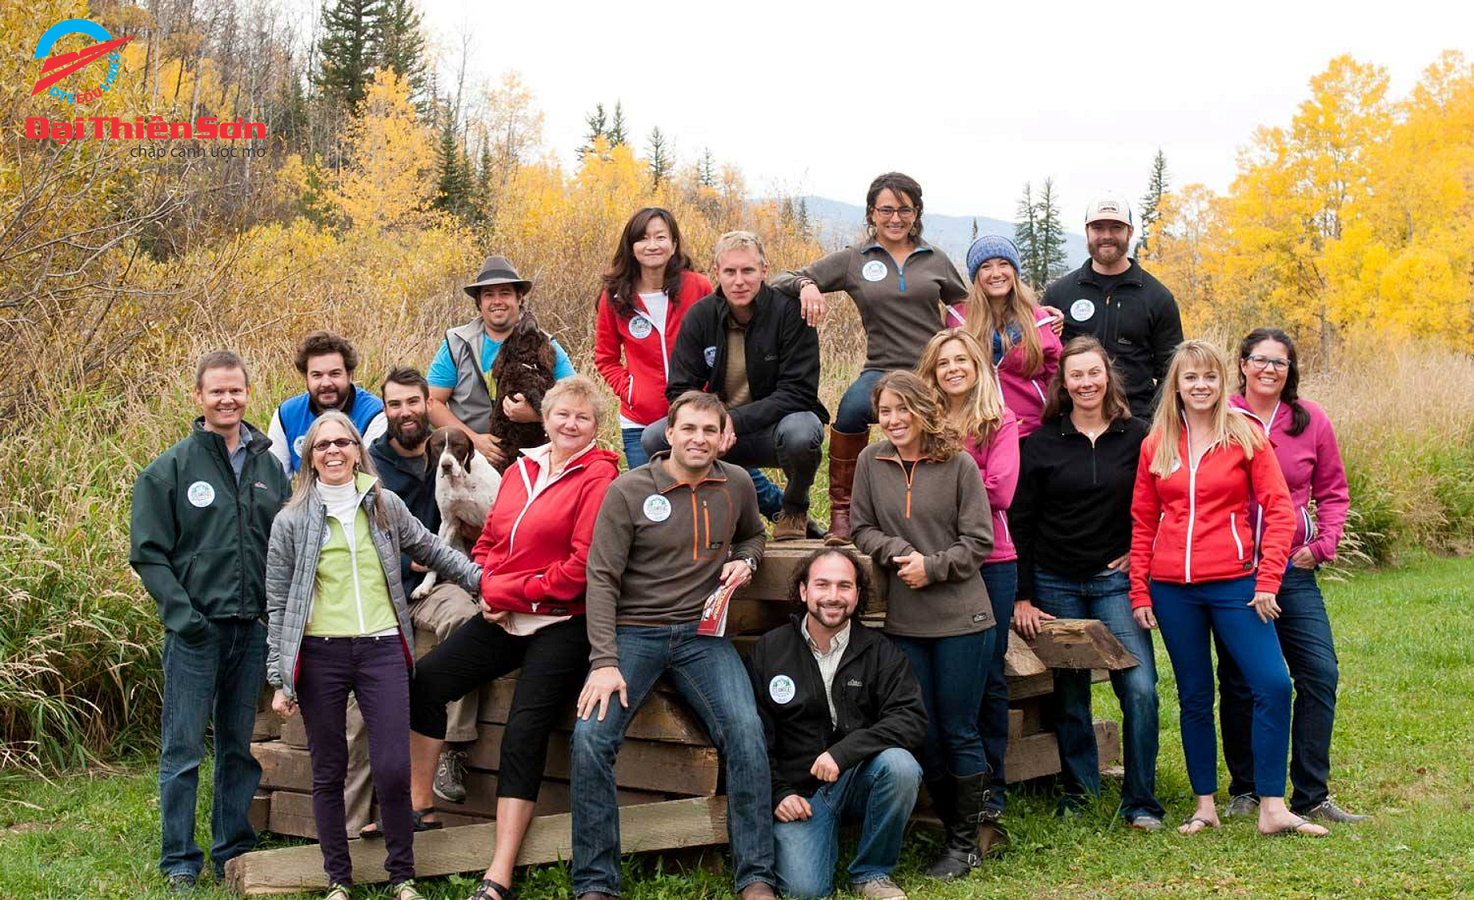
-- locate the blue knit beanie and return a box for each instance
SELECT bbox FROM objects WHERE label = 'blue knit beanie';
[966,235,1023,283]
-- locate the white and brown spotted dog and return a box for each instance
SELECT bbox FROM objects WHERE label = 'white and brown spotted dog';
[410,427,501,601]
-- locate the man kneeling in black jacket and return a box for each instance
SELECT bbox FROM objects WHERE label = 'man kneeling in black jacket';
[747,548,926,899]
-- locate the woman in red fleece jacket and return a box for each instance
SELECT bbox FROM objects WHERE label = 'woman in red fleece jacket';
[1129,340,1328,839]
[408,376,619,900]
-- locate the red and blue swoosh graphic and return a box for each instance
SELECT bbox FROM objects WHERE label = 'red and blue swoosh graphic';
[32,19,133,97]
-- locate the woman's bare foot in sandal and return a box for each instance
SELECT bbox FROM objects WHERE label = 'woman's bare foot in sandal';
[1258,797,1329,837]
[1178,795,1220,834]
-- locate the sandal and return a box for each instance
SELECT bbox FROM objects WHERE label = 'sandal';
[325,884,351,900]
[357,821,382,840]
[1178,815,1218,835]
[411,808,443,832]
[1261,815,1329,838]
[469,877,516,900]
[391,880,427,900]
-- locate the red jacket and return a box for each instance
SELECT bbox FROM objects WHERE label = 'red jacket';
[471,444,620,615]
[593,270,713,426]
[1129,428,1294,609]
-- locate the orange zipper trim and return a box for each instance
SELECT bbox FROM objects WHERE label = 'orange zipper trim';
[880,454,917,519]
[688,490,699,561]
[703,501,711,554]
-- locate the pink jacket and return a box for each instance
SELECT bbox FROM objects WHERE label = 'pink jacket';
[947,304,1061,438]
[1229,396,1349,564]
[962,407,1020,563]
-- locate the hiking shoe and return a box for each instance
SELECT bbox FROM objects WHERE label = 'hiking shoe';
[773,511,807,541]
[1224,793,1260,818]
[166,873,198,895]
[1129,815,1164,832]
[1301,799,1370,824]
[855,876,907,899]
[433,748,468,804]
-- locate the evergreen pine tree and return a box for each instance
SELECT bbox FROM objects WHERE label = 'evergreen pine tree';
[372,0,425,97]
[971,217,979,241]
[579,103,607,158]
[432,116,470,219]
[316,0,382,110]
[797,197,811,237]
[698,148,716,188]
[646,126,671,186]
[607,100,628,146]
[1015,182,1041,288]
[1139,148,1169,258]
[1037,177,1069,283]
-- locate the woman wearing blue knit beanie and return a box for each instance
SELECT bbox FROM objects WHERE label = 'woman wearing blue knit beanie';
[951,236,1063,439]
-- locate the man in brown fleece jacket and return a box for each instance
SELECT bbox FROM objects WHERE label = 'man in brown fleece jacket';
[570,391,776,900]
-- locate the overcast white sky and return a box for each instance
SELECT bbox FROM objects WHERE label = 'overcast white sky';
[415,0,1472,224]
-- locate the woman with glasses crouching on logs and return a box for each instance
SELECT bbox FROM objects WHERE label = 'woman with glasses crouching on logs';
[1216,328,1366,825]
[771,173,969,545]
[850,370,997,880]
[1009,336,1166,829]
[1129,340,1328,838]
[266,412,484,900]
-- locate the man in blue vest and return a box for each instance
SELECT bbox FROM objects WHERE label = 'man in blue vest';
[266,330,388,475]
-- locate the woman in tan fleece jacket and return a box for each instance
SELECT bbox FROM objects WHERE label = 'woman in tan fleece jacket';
[850,370,995,882]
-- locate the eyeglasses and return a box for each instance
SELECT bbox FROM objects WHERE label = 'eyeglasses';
[1246,354,1290,372]
[872,206,917,220]
[312,438,359,452]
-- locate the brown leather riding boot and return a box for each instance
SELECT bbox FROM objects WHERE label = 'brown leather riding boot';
[823,428,868,545]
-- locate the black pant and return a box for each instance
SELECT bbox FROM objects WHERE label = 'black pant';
[409,615,589,800]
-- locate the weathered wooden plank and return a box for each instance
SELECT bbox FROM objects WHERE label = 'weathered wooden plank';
[279,713,309,750]
[1014,696,1045,736]
[725,597,798,636]
[1004,630,1048,677]
[249,791,271,833]
[252,741,313,792]
[1003,719,1119,783]
[465,725,719,796]
[1006,670,1054,700]
[1028,618,1139,671]
[226,796,730,895]
[253,709,282,742]
[477,678,710,746]
[266,790,319,839]
[1007,708,1023,740]
[432,771,668,819]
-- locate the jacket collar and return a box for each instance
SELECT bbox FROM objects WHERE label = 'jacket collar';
[192,417,272,455]
[871,439,941,464]
[369,432,431,479]
[1056,414,1130,437]
[787,612,878,665]
[860,239,936,262]
[646,450,728,494]
[1075,257,1143,288]
[709,282,774,323]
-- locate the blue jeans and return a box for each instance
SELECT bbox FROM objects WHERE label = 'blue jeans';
[773,748,922,898]
[158,619,267,878]
[978,562,1017,812]
[624,425,785,518]
[1033,568,1165,820]
[833,369,887,434]
[890,628,994,779]
[640,412,823,515]
[1215,566,1340,810]
[1152,576,1292,797]
[571,624,774,896]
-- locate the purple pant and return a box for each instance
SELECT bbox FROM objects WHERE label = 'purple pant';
[296,635,413,886]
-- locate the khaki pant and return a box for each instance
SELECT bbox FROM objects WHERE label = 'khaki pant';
[342,582,482,830]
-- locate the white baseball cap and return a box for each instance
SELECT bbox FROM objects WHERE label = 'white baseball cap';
[1085,193,1133,227]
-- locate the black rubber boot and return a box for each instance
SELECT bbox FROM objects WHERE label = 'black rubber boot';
[923,775,978,881]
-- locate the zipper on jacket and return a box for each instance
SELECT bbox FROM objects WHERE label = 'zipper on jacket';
[1229,512,1244,560]
[344,515,367,634]
[882,455,917,519]
[1184,418,1199,583]
[508,457,588,552]
[702,500,712,550]
[688,490,699,561]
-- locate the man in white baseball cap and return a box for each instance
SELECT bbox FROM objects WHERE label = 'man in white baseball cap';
[1045,192,1183,417]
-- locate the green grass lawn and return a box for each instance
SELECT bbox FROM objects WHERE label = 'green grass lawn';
[2,556,1471,899]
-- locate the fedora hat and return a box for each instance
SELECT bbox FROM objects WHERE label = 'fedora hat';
[463,255,533,298]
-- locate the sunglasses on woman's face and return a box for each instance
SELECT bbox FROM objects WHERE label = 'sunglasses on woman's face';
[312,437,358,452]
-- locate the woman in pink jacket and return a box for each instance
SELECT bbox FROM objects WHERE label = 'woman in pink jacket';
[917,328,1017,849]
[1216,327,1367,825]
[951,235,1062,438]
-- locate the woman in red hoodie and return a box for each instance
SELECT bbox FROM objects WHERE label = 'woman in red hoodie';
[1129,340,1328,838]
[1216,328,1365,825]
[916,328,1018,840]
[407,376,620,900]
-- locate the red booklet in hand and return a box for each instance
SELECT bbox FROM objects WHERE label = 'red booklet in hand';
[697,579,741,637]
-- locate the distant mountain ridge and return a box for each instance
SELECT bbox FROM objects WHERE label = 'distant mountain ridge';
[795,195,1088,271]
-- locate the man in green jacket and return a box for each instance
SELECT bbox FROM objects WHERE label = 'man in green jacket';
[129,350,291,893]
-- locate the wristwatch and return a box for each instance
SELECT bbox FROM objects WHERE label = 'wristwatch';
[741,556,759,577]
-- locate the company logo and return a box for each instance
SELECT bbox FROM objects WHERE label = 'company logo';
[32,19,133,106]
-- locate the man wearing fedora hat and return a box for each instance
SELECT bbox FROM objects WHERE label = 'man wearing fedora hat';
[427,256,577,467]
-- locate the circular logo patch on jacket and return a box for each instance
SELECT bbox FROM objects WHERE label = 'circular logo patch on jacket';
[862,260,887,282]
[186,481,216,508]
[769,674,796,705]
[629,315,653,340]
[293,435,307,457]
[703,346,717,367]
[643,494,672,522]
[1071,298,1096,322]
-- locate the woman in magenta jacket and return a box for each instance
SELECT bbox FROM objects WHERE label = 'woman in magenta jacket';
[1216,327,1366,825]
[951,235,1062,439]
[916,328,1017,841]
[1130,340,1327,838]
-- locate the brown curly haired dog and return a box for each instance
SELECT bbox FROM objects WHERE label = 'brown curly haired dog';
[488,311,557,472]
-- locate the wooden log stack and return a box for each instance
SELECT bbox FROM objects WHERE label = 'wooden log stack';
[231,541,1130,895]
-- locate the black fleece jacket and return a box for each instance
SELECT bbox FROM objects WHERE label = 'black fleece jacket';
[747,615,926,803]
[666,284,829,434]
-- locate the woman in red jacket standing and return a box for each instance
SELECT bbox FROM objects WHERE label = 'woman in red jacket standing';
[1129,341,1327,838]
[407,376,620,900]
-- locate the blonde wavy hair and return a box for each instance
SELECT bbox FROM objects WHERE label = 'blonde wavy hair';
[961,265,1046,377]
[916,329,1006,446]
[1148,340,1267,477]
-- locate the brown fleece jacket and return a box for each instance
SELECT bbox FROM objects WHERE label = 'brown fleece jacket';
[850,441,995,638]
[584,452,767,668]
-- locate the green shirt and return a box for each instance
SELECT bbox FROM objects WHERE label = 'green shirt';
[306,474,398,637]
